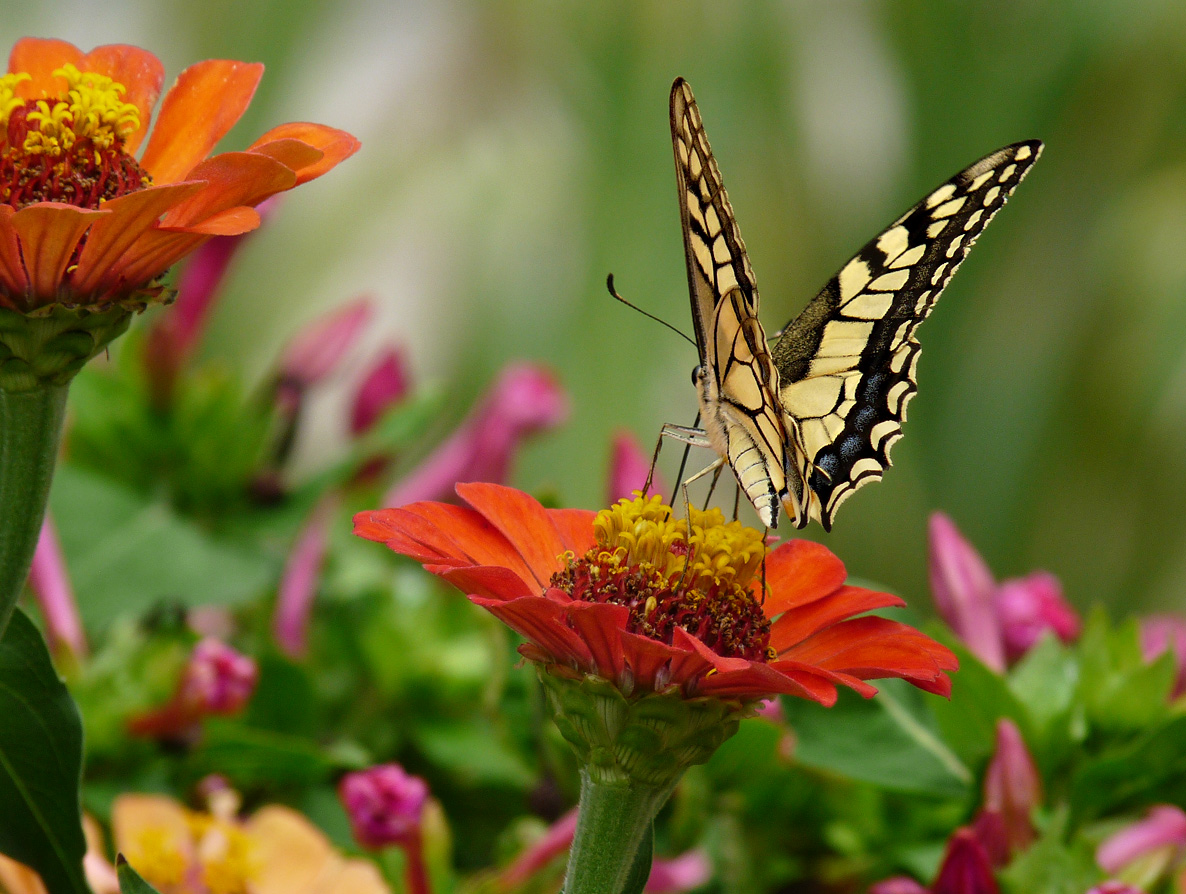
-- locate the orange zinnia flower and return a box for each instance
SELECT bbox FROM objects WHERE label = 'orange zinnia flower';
[0,37,358,314]
[355,484,956,704]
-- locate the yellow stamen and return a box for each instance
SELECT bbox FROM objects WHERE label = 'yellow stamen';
[126,826,187,890]
[0,73,29,123]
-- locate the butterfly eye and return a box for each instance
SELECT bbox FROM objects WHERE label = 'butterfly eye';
[691,366,703,385]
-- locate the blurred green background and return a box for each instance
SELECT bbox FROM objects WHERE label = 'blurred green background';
[9,0,1186,616]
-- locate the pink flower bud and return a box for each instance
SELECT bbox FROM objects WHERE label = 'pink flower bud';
[273,496,336,659]
[351,347,411,435]
[931,828,999,894]
[983,719,1041,854]
[383,363,568,507]
[645,850,711,893]
[607,431,664,505]
[339,764,430,849]
[995,572,1080,663]
[1086,883,1145,894]
[1097,806,1186,876]
[279,297,373,390]
[869,878,930,894]
[928,514,1006,672]
[27,516,86,660]
[182,638,258,715]
[1140,615,1186,698]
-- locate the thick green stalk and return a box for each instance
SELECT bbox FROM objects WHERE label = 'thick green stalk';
[0,385,68,639]
[562,769,674,894]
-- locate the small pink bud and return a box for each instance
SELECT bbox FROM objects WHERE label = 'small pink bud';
[1086,883,1145,894]
[279,297,373,390]
[969,810,1010,868]
[983,719,1042,854]
[1097,805,1186,876]
[932,828,999,894]
[273,496,336,659]
[645,849,711,893]
[27,516,86,660]
[928,514,1006,671]
[384,363,568,507]
[869,878,930,894]
[351,347,411,435]
[995,572,1080,663]
[339,763,430,849]
[1140,615,1186,698]
[182,638,258,715]
[607,431,664,505]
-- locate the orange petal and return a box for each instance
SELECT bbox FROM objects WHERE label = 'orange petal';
[104,228,206,295]
[0,206,28,304]
[249,138,324,179]
[324,860,391,894]
[761,539,848,618]
[456,483,568,590]
[159,152,295,229]
[140,60,264,184]
[246,805,338,894]
[81,45,165,155]
[71,183,202,295]
[769,586,905,654]
[0,853,49,894]
[547,507,597,555]
[437,564,534,601]
[471,594,594,667]
[8,38,82,96]
[11,204,107,303]
[180,206,261,236]
[249,122,361,186]
[112,794,194,868]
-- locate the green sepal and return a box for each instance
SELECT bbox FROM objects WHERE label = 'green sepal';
[0,303,143,391]
[538,667,749,789]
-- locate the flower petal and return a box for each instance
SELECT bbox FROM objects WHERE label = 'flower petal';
[762,539,848,618]
[325,860,391,894]
[8,38,82,96]
[619,631,680,692]
[249,138,325,180]
[457,482,569,590]
[249,122,361,186]
[0,206,28,302]
[102,229,206,297]
[181,206,261,236]
[160,152,295,229]
[81,45,164,154]
[11,204,107,304]
[71,183,202,295]
[547,507,597,555]
[470,593,593,667]
[437,564,534,601]
[140,59,264,183]
[566,602,630,683]
[112,794,194,868]
[769,586,905,654]
[782,616,957,687]
[245,805,339,894]
[771,658,879,698]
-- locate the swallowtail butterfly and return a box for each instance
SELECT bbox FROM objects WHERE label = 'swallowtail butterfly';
[666,77,1041,530]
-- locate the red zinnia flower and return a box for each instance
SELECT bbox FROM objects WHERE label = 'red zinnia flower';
[0,38,358,314]
[355,485,956,704]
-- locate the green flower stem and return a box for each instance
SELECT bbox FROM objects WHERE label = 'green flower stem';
[0,385,68,640]
[562,770,674,894]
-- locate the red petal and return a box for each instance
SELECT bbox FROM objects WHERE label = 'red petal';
[695,663,838,704]
[71,183,202,295]
[181,206,261,236]
[665,628,720,687]
[140,60,264,183]
[566,602,629,682]
[81,45,164,155]
[456,483,568,590]
[102,229,205,295]
[762,539,848,618]
[248,122,360,186]
[9,38,82,96]
[438,564,533,601]
[0,206,28,301]
[160,152,295,229]
[393,501,540,584]
[769,586,905,654]
[770,658,879,699]
[547,508,597,555]
[618,631,678,692]
[471,594,593,667]
[784,616,958,685]
[11,204,106,302]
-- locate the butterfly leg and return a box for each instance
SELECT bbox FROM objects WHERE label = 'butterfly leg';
[702,462,725,511]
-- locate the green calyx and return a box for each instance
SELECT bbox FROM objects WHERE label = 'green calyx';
[538,667,751,790]
[0,303,140,391]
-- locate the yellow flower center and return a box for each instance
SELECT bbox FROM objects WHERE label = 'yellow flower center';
[0,65,149,209]
[553,493,773,661]
[124,807,257,894]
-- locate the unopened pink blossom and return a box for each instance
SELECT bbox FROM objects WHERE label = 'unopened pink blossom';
[928,514,1006,671]
[278,297,374,392]
[931,828,999,894]
[351,347,411,435]
[645,849,711,892]
[183,638,258,715]
[1097,805,1186,875]
[273,496,337,659]
[995,572,1080,663]
[27,516,86,659]
[339,763,430,849]
[869,878,929,894]
[1140,615,1186,697]
[607,431,664,504]
[983,719,1041,854]
[1086,883,1144,894]
[383,363,568,507]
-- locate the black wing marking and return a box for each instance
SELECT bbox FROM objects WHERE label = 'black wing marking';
[771,140,1043,530]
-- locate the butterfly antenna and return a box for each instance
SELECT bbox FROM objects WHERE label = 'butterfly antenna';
[606,274,697,348]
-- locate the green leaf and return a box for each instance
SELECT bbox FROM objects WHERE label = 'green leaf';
[1069,713,1186,820]
[781,679,972,796]
[0,608,88,894]
[193,720,340,785]
[930,643,1030,767]
[49,464,273,628]
[1077,614,1174,734]
[414,719,536,788]
[999,811,1099,894]
[116,854,165,894]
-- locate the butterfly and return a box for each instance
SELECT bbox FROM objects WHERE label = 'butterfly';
[665,77,1041,530]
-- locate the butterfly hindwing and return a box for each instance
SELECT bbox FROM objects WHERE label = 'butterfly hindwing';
[771,141,1043,529]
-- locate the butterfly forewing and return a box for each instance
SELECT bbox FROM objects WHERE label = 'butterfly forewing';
[771,140,1043,529]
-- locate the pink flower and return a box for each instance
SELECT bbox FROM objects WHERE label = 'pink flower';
[273,495,337,659]
[870,879,930,894]
[982,719,1041,854]
[645,850,711,893]
[606,430,664,505]
[1086,884,1144,894]
[1140,615,1186,698]
[339,763,430,850]
[129,638,257,739]
[1097,805,1186,876]
[928,513,1080,670]
[351,346,411,436]
[27,515,86,660]
[931,828,999,894]
[382,363,568,507]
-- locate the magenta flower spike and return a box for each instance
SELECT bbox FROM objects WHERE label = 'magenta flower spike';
[607,430,664,504]
[995,572,1080,663]
[1097,805,1186,876]
[928,513,1007,672]
[1140,615,1186,698]
[278,297,374,393]
[351,346,411,435]
[27,515,86,660]
[339,763,430,849]
[273,495,337,659]
[644,850,711,893]
[383,363,568,507]
[931,828,1000,894]
[983,719,1041,854]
